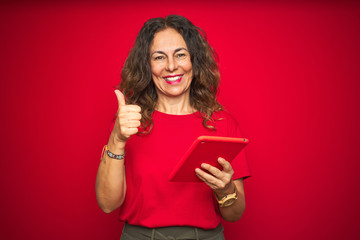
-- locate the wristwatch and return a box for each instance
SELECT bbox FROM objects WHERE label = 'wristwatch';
[216,190,238,207]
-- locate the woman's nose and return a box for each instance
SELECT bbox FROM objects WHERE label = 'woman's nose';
[166,56,178,72]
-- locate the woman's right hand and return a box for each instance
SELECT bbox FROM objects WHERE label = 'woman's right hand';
[112,90,142,144]
[96,89,136,213]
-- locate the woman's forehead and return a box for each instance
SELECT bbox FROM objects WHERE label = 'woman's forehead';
[150,28,188,53]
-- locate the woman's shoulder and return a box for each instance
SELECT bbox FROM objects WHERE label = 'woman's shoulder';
[213,109,239,124]
[212,109,241,136]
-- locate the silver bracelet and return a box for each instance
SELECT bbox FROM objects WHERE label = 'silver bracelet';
[105,145,125,160]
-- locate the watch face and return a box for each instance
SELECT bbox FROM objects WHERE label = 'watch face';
[222,198,236,207]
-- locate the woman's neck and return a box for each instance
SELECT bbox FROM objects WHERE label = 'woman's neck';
[155,94,196,115]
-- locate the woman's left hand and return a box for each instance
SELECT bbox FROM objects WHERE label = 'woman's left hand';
[195,157,235,197]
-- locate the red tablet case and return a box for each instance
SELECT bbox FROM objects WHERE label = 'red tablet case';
[168,136,249,182]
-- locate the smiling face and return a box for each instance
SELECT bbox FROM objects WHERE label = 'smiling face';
[149,28,193,101]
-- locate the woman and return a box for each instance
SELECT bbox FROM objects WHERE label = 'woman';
[96,15,250,240]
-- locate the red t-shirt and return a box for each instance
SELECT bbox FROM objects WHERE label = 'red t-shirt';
[118,110,250,229]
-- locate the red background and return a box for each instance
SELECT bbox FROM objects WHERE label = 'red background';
[1,1,360,239]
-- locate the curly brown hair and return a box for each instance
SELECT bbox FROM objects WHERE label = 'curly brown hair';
[118,15,222,133]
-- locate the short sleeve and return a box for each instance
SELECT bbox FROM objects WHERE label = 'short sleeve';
[226,113,251,180]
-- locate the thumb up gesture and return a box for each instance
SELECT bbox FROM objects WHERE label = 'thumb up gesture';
[113,90,142,143]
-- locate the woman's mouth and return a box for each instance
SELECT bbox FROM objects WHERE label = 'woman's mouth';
[163,74,183,85]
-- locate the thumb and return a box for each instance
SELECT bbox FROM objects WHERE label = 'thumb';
[114,89,126,108]
[218,157,232,172]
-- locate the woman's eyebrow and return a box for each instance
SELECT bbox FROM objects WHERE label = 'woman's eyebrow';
[151,48,189,56]
[174,47,189,53]
[151,51,166,56]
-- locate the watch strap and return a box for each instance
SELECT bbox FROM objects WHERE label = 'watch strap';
[216,188,238,207]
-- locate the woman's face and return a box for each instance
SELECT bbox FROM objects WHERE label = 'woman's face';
[149,28,193,100]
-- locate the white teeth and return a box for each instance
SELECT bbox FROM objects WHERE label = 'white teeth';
[164,75,182,81]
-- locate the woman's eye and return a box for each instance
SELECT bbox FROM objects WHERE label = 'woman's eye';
[176,53,186,58]
[154,55,165,61]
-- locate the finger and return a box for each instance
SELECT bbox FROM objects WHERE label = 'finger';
[196,167,223,188]
[195,168,211,180]
[120,126,139,137]
[114,90,126,108]
[119,112,142,121]
[200,163,233,190]
[195,169,217,188]
[201,163,223,179]
[218,158,234,174]
[120,105,142,113]
[124,120,141,128]
[195,168,206,181]
[126,127,139,136]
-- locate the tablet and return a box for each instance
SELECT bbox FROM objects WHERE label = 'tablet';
[168,136,249,182]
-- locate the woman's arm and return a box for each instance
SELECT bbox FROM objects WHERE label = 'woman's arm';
[95,90,141,213]
[95,137,127,213]
[195,158,246,222]
[216,179,245,222]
